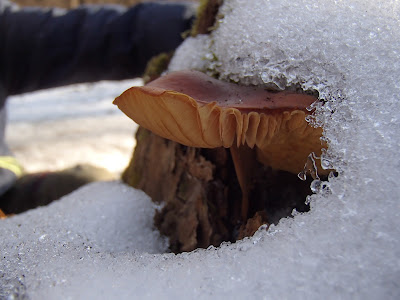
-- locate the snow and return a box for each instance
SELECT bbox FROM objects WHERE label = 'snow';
[7,80,142,123]
[6,79,141,174]
[2,0,400,299]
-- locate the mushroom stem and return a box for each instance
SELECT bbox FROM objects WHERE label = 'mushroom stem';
[229,144,257,221]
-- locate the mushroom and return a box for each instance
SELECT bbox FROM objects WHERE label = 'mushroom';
[114,70,324,219]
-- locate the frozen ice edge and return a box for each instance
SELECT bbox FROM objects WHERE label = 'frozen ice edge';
[2,0,400,298]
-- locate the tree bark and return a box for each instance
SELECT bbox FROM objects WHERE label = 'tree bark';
[123,127,312,253]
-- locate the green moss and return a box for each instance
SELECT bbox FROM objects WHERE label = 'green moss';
[122,157,139,187]
[121,127,152,188]
[135,126,151,144]
[191,0,208,36]
[191,0,224,37]
[125,166,143,188]
[142,52,173,84]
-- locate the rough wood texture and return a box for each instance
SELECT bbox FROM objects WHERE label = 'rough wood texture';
[122,127,313,253]
[123,127,231,252]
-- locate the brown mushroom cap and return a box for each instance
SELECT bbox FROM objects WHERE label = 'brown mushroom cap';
[113,70,324,174]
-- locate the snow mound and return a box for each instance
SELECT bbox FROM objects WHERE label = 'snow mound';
[1,0,400,298]
[1,182,168,298]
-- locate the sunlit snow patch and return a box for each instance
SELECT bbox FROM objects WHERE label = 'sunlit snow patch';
[6,80,142,174]
[7,79,142,123]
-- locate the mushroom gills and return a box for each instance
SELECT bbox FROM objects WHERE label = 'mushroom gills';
[114,70,326,223]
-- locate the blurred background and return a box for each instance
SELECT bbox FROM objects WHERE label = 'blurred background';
[6,0,199,177]
[13,0,197,8]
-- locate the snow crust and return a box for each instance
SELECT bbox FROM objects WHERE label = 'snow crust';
[2,0,400,298]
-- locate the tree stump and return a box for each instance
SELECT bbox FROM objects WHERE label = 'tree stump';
[122,127,312,253]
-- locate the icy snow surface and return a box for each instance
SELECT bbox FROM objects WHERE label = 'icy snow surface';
[2,0,400,298]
